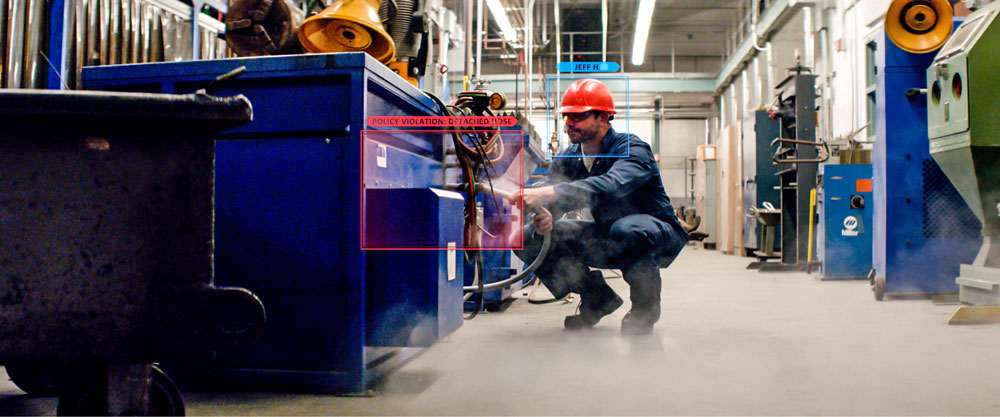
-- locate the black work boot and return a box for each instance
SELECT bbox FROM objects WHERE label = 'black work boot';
[620,303,660,335]
[564,271,623,329]
[620,257,662,335]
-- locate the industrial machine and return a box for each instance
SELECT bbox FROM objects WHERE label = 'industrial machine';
[817,164,874,280]
[761,67,827,273]
[84,53,468,393]
[742,110,783,260]
[872,3,981,300]
[225,0,305,56]
[923,1,1000,304]
[84,50,540,392]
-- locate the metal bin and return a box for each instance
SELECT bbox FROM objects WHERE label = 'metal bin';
[0,89,264,415]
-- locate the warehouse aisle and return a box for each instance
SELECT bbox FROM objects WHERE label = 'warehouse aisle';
[4,244,1000,415]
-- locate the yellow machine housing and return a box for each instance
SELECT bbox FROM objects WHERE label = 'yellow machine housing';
[297,0,395,64]
[885,0,954,53]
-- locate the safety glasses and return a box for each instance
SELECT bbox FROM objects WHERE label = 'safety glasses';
[562,112,595,123]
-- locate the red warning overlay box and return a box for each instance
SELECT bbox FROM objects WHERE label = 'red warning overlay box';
[366,115,518,127]
[361,129,525,251]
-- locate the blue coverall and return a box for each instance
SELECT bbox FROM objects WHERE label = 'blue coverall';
[516,127,688,322]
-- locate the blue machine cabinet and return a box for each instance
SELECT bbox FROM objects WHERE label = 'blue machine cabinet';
[83,53,464,393]
[872,25,982,297]
[817,164,873,280]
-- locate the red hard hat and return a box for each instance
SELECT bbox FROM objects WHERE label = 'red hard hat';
[557,78,616,114]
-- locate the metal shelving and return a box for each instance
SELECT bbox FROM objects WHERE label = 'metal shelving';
[0,0,228,89]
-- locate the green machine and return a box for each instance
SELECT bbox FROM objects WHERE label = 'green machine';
[926,1,1000,304]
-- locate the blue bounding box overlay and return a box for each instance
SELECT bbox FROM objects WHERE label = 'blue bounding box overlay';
[545,74,629,158]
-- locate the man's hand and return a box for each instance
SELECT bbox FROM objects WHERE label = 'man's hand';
[508,186,556,209]
[509,186,556,235]
[531,206,553,235]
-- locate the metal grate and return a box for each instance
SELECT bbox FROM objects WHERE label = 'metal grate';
[923,158,982,238]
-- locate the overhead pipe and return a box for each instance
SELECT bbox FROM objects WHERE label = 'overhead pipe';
[540,0,546,47]
[526,0,534,119]
[671,33,675,74]
[601,0,606,62]
[475,0,483,82]
[803,6,814,70]
[618,0,623,68]
[753,55,761,106]
[817,5,834,145]
[553,0,560,149]
[465,0,472,87]
[553,0,559,61]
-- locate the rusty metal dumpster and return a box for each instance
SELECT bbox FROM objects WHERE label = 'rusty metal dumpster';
[0,89,265,415]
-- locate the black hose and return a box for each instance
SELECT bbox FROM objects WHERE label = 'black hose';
[464,250,485,319]
[388,0,415,58]
[462,231,550,292]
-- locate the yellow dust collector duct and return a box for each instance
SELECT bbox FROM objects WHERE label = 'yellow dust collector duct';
[885,0,954,54]
[297,0,395,64]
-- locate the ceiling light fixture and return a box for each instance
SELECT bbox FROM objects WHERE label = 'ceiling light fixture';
[632,0,655,66]
[485,0,517,41]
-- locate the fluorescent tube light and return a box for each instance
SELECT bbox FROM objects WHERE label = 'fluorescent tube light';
[486,0,517,41]
[632,0,655,66]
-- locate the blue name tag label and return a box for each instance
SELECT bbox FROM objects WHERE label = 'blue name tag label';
[556,62,621,73]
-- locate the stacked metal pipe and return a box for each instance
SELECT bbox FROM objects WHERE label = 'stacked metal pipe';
[2,0,46,88]
[1,0,229,89]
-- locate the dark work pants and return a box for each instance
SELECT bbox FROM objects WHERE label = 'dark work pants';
[514,214,687,323]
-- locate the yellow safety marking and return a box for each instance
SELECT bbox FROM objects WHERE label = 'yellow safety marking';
[948,306,1000,325]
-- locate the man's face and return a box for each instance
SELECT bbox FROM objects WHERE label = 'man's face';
[563,111,601,144]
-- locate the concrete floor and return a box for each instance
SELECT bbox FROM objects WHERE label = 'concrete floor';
[4,244,1000,415]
